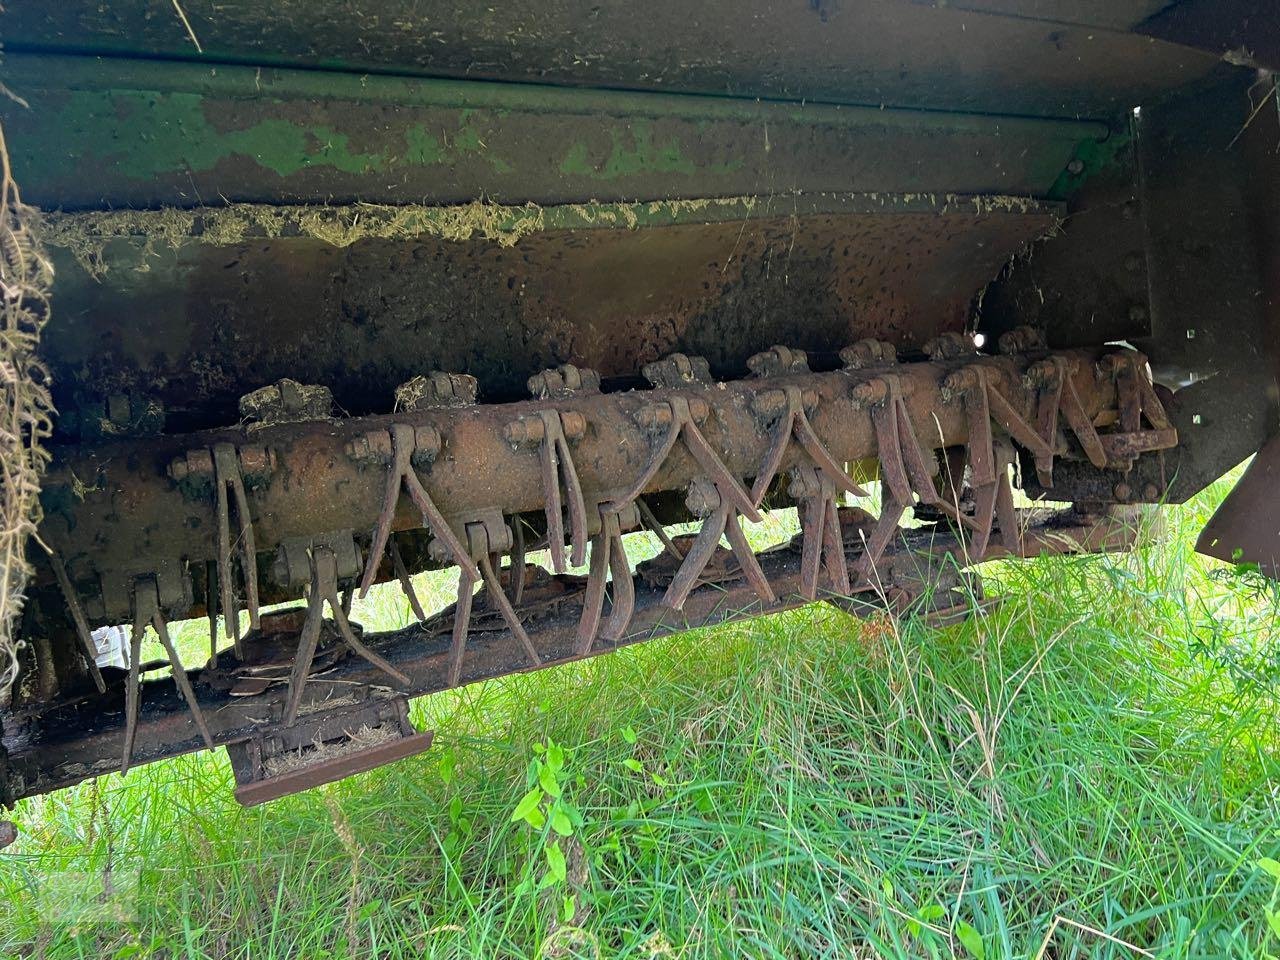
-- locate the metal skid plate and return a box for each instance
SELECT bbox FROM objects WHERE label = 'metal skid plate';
[226,697,433,807]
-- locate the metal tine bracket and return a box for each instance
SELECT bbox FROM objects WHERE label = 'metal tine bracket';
[942,366,1024,558]
[504,409,589,573]
[1026,355,1108,479]
[663,477,776,612]
[122,576,214,774]
[789,465,850,601]
[575,501,639,656]
[213,442,261,657]
[284,546,410,726]
[749,383,867,508]
[357,422,479,597]
[436,513,541,689]
[611,395,761,525]
[850,373,950,585]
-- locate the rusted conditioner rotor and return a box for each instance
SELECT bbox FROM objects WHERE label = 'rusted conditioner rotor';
[7,334,1176,803]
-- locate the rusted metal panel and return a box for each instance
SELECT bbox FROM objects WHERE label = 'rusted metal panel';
[0,54,1103,210]
[1,2,1221,118]
[39,195,1059,429]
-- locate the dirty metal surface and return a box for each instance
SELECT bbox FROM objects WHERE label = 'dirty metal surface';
[0,54,1103,211]
[40,196,1059,430]
[977,122,1152,350]
[34,347,1121,615]
[227,697,432,806]
[1196,432,1280,576]
[1,2,1222,118]
[1137,0,1280,71]
[3,507,1138,802]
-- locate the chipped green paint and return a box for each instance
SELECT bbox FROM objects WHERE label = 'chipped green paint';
[40,90,388,182]
[1047,127,1134,201]
[562,123,697,180]
[36,89,518,185]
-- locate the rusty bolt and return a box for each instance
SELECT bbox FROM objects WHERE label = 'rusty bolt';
[1142,483,1160,501]
[167,457,189,482]
[685,477,721,518]
[752,389,788,420]
[850,378,890,407]
[345,429,393,464]
[635,403,674,431]
[238,445,277,477]
[0,821,15,849]
[1097,353,1126,378]
[688,398,710,423]
[412,425,442,463]
[1066,158,1085,176]
[787,467,822,500]
[503,417,546,446]
[1113,482,1132,502]
[561,411,587,440]
[1024,360,1062,389]
[801,389,819,410]
[943,367,981,395]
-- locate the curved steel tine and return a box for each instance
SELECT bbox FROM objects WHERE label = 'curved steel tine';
[213,464,242,655]
[477,551,540,667]
[227,470,260,632]
[1059,369,1108,468]
[636,497,684,562]
[575,527,610,655]
[539,417,568,574]
[599,516,635,643]
[611,416,682,510]
[553,429,590,568]
[509,518,526,606]
[1035,367,1065,486]
[822,496,851,596]
[871,396,913,507]
[205,560,219,671]
[48,553,106,694]
[993,443,1021,553]
[360,428,411,595]
[970,479,999,558]
[722,507,775,605]
[965,372,997,488]
[402,467,480,582]
[892,394,943,507]
[446,568,477,687]
[798,495,824,601]
[390,538,428,622]
[749,405,796,507]
[283,575,327,726]
[213,444,259,636]
[330,593,410,687]
[986,383,1053,489]
[316,548,409,686]
[679,413,761,522]
[662,505,727,610]
[120,582,153,775]
[793,409,868,498]
[152,603,214,750]
[852,499,908,587]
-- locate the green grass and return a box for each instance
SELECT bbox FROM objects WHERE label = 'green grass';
[3,474,1280,959]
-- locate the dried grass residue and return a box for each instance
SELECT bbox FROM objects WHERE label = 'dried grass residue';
[0,120,55,706]
[42,200,548,278]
